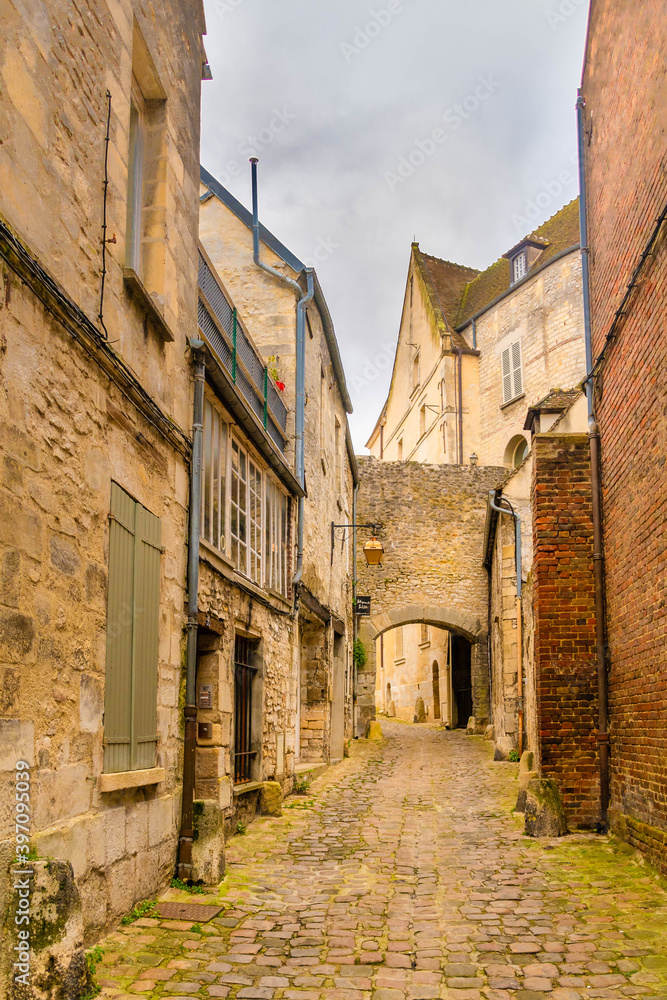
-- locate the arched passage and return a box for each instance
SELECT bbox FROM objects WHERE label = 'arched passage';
[355,604,487,735]
[355,459,505,736]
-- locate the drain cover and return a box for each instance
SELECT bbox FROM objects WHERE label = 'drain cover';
[157,902,224,922]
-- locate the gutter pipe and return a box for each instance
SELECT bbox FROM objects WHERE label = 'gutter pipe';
[177,340,206,881]
[577,91,609,831]
[352,482,359,737]
[488,491,524,755]
[250,158,315,594]
[457,348,464,464]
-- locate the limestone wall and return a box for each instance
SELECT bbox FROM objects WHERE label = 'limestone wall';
[0,0,204,950]
[355,459,508,732]
[464,250,586,468]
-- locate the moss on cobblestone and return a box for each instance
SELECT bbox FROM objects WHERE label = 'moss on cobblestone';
[93,726,667,1000]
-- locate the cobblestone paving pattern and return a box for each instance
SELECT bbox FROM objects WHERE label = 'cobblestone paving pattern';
[97,724,667,1000]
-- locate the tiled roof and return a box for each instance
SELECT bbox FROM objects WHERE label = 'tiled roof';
[415,247,480,339]
[455,198,580,327]
[414,199,581,337]
[523,387,582,431]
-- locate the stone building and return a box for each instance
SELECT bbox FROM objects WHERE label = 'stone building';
[578,0,667,868]
[189,245,304,881]
[199,165,357,768]
[0,0,206,972]
[363,201,586,742]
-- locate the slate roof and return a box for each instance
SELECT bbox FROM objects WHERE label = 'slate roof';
[413,199,580,336]
[523,387,582,431]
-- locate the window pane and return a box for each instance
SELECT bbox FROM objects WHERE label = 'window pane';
[203,399,212,542]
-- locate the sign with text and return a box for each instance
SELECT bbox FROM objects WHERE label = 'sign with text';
[355,596,371,616]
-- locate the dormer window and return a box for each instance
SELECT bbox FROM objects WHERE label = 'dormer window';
[512,252,527,284]
[504,235,550,288]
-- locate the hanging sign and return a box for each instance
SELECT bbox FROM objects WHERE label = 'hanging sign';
[355,596,371,616]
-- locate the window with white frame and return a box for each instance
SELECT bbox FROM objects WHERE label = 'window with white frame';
[512,252,527,284]
[126,81,145,272]
[264,477,290,598]
[231,439,262,584]
[201,396,227,552]
[501,340,523,404]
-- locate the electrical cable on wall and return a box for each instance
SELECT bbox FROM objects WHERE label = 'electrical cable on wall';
[99,90,113,340]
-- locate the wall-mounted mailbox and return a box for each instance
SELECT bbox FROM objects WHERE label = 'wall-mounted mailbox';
[198,722,213,740]
[198,684,212,709]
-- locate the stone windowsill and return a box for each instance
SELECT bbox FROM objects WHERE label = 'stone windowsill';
[100,767,166,793]
[394,657,406,665]
[123,267,175,343]
[418,641,431,649]
[233,781,263,796]
[500,392,526,411]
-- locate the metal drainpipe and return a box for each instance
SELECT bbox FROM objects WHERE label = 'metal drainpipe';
[249,158,314,596]
[352,482,358,737]
[177,340,205,881]
[488,492,523,754]
[577,91,609,831]
[457,348,464,465]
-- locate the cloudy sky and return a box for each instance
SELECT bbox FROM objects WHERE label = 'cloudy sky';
[200,0,590,450]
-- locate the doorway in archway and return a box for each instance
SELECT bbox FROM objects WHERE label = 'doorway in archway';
[451,634,472,728]
[432,661,441,719]
[375,623,449,721]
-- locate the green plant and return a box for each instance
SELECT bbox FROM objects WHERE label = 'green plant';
[236,821,247,836]
[353,638,367,668]
[294,777,311,795]
[170,877,206,894]
[121,899,157,925]
[508,749,520,763]
[80,944,105,998]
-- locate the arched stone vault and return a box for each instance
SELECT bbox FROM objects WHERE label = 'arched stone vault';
[355,458,507,734]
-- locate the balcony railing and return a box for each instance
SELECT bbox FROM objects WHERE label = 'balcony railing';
[198,248,288,453]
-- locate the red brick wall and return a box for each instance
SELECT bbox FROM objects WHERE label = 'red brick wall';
[582,0,667,865]
[532,434,599,828]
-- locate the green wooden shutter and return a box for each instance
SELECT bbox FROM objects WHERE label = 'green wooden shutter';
[131,502,161,770]
[103,484,161,773]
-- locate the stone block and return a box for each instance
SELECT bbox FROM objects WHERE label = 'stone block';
[365,720,384,740]
[414,698,426,723]
[104,806,127,866]
[148,796,174,848]
[260,781,283,817]
[493,736,515,761]
[109,856,136,918]
[87,812,106,869]
[9,859,88,999]
[126,801,149,855]
[524,778,568,837]
[388,701,396,718]
[192,800,226,885]
[484,725,495,740]
[196,747,225,780]
[34,764,91,829]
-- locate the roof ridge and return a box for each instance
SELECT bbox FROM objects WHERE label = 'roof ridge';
[529,197,579,240]
[419,249,481,275]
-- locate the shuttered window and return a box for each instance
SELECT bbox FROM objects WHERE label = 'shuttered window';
[501,340,523,404]
[202,396,227,552]
[103,483,161,773]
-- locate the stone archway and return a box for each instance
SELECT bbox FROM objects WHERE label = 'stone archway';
[356,604,486,735]
[355,459,507,735]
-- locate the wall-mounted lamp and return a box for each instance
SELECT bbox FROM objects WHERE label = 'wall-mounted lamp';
[470,453,478,466]
[331,522,384,566]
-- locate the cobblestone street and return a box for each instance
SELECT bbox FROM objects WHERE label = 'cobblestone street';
[97,724,667,1000]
